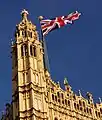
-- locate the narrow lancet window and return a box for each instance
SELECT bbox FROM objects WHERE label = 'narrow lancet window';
[28,31,32,38]
[21,44,28,56]
[21,45,23,56]
[54,118,58,120]
[24,44,28,56]
[30,32,32,38]
[30,45,33,56]
[33,46,36,57]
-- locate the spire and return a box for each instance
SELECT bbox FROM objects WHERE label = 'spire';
[64,77,68,85]
[78,90,82,96]
[99,97,102,103]
[21,9,29,21]
[57,81,60,87]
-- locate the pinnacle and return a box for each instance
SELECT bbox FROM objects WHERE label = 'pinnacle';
[21,9,29,20]
[64,77,68,85]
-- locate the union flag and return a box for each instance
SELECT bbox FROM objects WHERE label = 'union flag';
[40,11,81,36]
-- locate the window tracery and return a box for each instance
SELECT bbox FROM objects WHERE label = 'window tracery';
[21,44,28,56]
[30,45,36,57]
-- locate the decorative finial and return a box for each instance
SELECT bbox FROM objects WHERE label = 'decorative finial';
[11,39,14,46]
[99,97,102,103]
[45,69,50,77]
[78,90,82,96]
[64,77,68,85]
[86,92,93,103]
[1,111,5,115]
[57,81,60,87]
[38,16,43,21]
[21,9,29,20]
[1,111,5,118]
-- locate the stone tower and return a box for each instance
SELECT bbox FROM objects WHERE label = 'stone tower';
[11,9,48,120]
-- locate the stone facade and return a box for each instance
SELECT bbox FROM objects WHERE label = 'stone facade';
[1,10,102,120]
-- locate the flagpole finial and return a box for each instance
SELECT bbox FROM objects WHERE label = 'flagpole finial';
[38,16,43,21]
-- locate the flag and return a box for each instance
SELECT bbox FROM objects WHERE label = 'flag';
[40,11,81,36]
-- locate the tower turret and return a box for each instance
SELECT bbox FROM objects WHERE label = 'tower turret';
[12,9,48,120]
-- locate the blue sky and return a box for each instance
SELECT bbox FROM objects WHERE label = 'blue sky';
[0,0,102,115]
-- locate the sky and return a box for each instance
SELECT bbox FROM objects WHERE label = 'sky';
[0,0,102,116]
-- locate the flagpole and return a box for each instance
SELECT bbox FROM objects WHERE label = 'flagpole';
[38,16,50,73]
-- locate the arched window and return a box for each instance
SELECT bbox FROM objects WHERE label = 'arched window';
[95,111,98,117]
[57,92,60,98]
[65,99,67,105]
[62,100,64,104]
[58,99,60,103]
[87,107,89,113]
[100,108,102,114]
[73,95,76,100]
[21,44,28,56]
[22,31,24,36]
[22,30,27,37]
[84,108,86,113]
[54,117,58,120]
[30,32,32,38]
[80,107,83,111]
[30,45,37,57]
[94,104,97,108]
[98,112,100,117]
[74,103,77,109]
[28,31,32,38]
[61,93,64,99]
[67,94,69,96]
[30,45,33,56]
[21,45,23,56]
[77,104,79,110]
[33,46,36,57]
[25,31,27,37]
[68,100,70,106]
[52,94,54,100]
[24,44,28,56]
[89,108,92,115]
[79,100,82,106]
[83,101,85,107]
[55,96,57,102]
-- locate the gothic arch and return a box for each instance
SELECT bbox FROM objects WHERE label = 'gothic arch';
[54,117,58,120]
[21,45,23,56]
[30,45,33,56]
[33,45,36,57]
[21,44,28,56]
[30,44,37,57]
